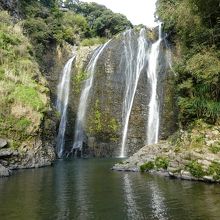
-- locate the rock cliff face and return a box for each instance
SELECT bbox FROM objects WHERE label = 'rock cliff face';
[0,12,62,177]
[0,20,81,176]
[0,0,20,19]
[65,29,177,157]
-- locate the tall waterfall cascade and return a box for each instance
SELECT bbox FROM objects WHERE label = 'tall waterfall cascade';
[72,41,111,151]
[56,24,167,157]
[120,29,149,158]
[56,55,76,158]
[147,24,162,145]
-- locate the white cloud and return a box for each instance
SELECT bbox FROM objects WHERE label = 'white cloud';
[80,0,159,28]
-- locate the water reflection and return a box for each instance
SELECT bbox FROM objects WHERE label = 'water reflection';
[74,162,92,220]
[123,173,144,219]
[55,160,70,220]
[0,159,220,220]
[149,182,168,220]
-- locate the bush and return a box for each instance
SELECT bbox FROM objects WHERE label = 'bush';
[209,144,220,154]
[157,0,220,126]
[140,161,154,172]
[68,2,132,38]
[207,162,220,180]
[155,157,169,169]
[186,160,205,178]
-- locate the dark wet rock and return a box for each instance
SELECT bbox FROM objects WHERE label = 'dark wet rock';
[0,0,20,19]
[0,149,18,158]
[69,29,177,157]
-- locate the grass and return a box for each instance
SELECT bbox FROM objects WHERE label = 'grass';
[80,37,107,46]
[0,11,49,149]
[12,85,44,111]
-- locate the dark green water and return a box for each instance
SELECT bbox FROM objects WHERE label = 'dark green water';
[0,159,220,220]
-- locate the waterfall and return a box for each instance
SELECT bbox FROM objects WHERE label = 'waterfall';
[72,41,111,151]
[56,55,76,158]
[147,24,162,145]
[120,29,149,158]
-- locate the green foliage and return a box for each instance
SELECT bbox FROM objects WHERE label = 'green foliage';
[109,118,118,132]
[80,37,107,46]
[140,161,154,172]
[0,11,48,148]
[209,144,220,154]
[21,0,132,64]
[93,100,102,132]
[67,2,132,38]
[0,115,32,141]
[62,11,90,44]
[155,157,169,169]
[176,50,220,124]
[207,161,220,180]
[74,71,88,94]
[12,85,44,111]
[186,160,205,178]
[158,0,220,126]
[88,99,119,142]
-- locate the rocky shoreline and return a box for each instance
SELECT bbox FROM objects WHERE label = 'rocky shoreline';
[0,137,56,177]
[113,140,220,183]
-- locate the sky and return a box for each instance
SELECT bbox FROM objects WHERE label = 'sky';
[80,0,158,28]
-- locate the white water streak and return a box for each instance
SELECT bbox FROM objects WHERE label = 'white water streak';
[120,29,148,158]
[73,41,111,150]
[147,24,162,145]
[56,55,76,158]
[123,174,144,220]
[150,182,168,220]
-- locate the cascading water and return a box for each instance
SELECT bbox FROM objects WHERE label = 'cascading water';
[72,41,110,151]
[147,23,162,145]
[120,29,149,158]
[56,55,76,158]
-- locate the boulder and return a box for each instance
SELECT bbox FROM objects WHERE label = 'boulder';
[0,164,10,177]
[0,149,18,158]
[0,138,7,149]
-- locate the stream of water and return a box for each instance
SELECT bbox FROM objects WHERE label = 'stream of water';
[72,41,110,151]
[147,24,162,145]
[120,29,148,158]
[56,55,76,158]
[0,159,220,220]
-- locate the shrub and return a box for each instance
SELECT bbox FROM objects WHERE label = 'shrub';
[186,160,205,178]
[209,144,220,154]
[207,162,220,180]
[140,161,154,172]
[155,157,169,169]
